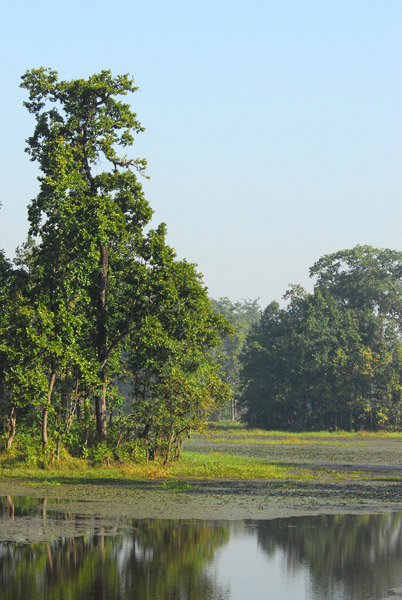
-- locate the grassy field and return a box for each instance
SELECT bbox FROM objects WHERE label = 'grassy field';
[1,423,402,485]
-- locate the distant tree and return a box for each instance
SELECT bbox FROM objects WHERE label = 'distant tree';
[310,245,402,314]
[239,246,402,431]
[210,298,260,420]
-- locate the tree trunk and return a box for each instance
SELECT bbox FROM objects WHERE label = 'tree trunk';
[55,379,80,460]
[56,441,61,461]
[163,430,175,465]
[42,407,48,448]
[95,244,109,439]
[95,379,107,439]
[6,406,16,450]
[43,370,56,448]
[231,399,237,421]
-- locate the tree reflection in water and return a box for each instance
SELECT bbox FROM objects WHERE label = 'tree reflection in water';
[250,512,402,599]
[0,498,230,600]
[2,497,402,600]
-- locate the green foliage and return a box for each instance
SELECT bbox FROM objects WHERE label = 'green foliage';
[87,441,114,466]
[210,297,260,419]
[240,246,402,431]
[0,68,231,464]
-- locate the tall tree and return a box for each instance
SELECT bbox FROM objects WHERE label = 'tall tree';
[20,68,159,438]
[14,67,231,458]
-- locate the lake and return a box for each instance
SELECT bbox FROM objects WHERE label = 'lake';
[0,497,401,599]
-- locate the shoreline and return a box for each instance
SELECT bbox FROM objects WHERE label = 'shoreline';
[1,475,402,523]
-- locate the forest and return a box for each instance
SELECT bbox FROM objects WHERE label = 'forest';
[1,68,402,469]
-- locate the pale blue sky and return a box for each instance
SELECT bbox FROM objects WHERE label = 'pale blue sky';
[1,0,401,306]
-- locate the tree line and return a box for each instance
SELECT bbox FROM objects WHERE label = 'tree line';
[0,68,232,463]
[238,246,402,431]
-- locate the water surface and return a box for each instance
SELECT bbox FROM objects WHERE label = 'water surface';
[0,497,401,600]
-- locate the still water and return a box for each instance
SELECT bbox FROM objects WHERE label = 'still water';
[0,497,401,600]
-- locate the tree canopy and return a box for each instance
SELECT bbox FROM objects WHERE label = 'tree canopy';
[239,246,402,431]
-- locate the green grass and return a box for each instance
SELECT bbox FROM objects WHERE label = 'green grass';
[172,451,314,480]
[0,424,399,486]
[0,448,317,483]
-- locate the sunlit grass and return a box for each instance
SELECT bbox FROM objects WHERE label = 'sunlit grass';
[0,449,317,483]
[0,455,170,483]
[205,423,402,440]
[172,451,313,480]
